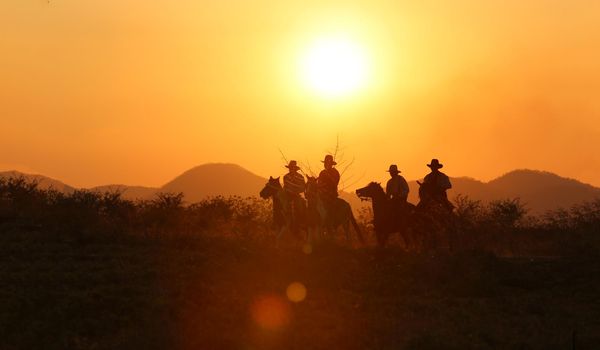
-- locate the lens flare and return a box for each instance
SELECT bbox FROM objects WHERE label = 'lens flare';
[251,295,291,330]
[286,282,307,303]
[302,243,313,255]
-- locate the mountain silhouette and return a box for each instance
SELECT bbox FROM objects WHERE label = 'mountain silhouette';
[2,166,599,214]
[486,170,600,213]
[160,163,267,202]
[0,171,76,193]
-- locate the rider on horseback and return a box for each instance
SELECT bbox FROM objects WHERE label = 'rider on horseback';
[317,154,340,225]
[420,158,453,211]
[386,164,409,213]
[283,160,306,231]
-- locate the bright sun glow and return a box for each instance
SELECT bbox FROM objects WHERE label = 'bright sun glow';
[300,37,370,98]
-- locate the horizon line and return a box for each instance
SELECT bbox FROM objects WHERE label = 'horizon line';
[1,164,598,191]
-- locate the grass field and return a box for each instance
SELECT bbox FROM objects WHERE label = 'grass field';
[1,229,599,350]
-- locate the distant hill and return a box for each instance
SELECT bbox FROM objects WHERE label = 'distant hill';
[0,171,76,193]
[2,166,599,215]
[484,170,600,213]
[160,163,267,203]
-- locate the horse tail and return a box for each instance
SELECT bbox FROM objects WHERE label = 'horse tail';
[349,209,365,245]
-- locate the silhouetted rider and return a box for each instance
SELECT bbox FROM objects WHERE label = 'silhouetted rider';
[386,164,410,216]
[386,164,409,202]
[317,154,340,223]
[283,160,306,229]
[283,160,305,196]
[420,158,453,211]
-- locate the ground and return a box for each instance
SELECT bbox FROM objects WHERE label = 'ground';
[0,231,599,350]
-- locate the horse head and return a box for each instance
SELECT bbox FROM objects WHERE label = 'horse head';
[305,176,319,198]
[355,182,385,201]
[259,176,281,199]
[417,180,433,202]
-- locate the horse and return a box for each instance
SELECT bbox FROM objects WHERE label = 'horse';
[305,176,365,245]
[412,181,458,252]
[259,176,307,246]
[355,182,416,248]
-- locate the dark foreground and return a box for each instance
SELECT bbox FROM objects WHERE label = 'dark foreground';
[1,231,599,350]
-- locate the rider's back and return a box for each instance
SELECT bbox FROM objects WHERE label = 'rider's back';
[318,168,340,200]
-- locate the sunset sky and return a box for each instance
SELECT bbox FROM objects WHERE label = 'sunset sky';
[1,0,599,189]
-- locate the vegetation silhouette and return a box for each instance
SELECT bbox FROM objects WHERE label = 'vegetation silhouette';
[1,171,599,255]
[0,175,271,240]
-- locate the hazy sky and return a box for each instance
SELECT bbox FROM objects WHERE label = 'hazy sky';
[1,0,599,188]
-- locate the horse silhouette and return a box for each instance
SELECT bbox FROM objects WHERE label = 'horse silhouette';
[413,181,459,251]
[355,182,415,248]
[259,176,306,246]
[305,176,364,245]
[356,181,458,251]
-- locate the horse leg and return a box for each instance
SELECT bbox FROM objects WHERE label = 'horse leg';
[307,226,315,246]
[375,230,385,247]
[397,230,408,251]
[399,225,414,251]
[342,222,351,244]
[319,224,327,241]
[397,214,410,250]
[382,231,390,247]
[403,227,414,251]
[276,225,288,248]
[349,210,365,246]
[275,226,282,247]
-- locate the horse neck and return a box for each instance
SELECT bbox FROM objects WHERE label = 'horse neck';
[268,187,284,207]
[306,193,319,209]
[370,187,386,206]
[277,188,289,202]
[369,188,388,218]
[305,186,318,205]
[275,189,294,213]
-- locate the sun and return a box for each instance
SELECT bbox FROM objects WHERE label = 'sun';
[300,37,371,98]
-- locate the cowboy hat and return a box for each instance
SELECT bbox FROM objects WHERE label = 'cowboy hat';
[285,160,301,170]
[321,154,337,165]
[427,159,443,169]
[387,164,401,173]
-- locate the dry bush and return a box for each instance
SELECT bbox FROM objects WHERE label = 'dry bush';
[0,177,272,243]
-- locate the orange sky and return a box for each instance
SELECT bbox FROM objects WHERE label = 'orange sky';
[1,0,599,188]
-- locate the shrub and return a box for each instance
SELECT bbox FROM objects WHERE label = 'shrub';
[486,198,528,229]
